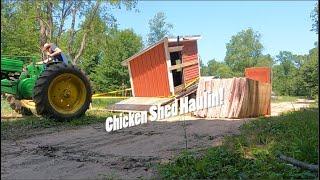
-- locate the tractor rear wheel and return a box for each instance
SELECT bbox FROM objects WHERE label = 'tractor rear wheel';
[33,63,92,120]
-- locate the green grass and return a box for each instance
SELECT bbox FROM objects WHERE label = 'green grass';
[271,96,302,103]
[158,108,319,179]
[1,99,15,115]
[91,98,125,109]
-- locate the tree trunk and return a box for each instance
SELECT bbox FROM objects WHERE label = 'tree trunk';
[56,0,66,44]
[72,1,101,64]
[37,4,47,48]
[278,154,318,172]
[46,1,53,41]
[73,31,87,64]
[68,6,77,60]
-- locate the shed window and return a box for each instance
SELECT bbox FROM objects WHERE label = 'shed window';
[170,51,183,87]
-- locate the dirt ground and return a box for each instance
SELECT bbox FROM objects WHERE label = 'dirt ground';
[1,101,313,179]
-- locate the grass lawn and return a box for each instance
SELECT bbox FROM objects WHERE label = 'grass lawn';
[158,108,319,179]
[1,99,16,115]
[271,96,303,103]
[91,98,126,109]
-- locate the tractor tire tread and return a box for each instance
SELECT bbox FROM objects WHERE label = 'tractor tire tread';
[33,63,92,120]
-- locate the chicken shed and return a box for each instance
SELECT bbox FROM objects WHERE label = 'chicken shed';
[121,35,201,97]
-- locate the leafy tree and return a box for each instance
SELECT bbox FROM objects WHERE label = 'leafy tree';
[147,12,173,45]
[311,2,318,34]
[255,54,274,67]
[272,48,318,98]
[90,29,143,92]
[1,1,40,56]
[272,3,319,98]
[224,28,264,76]
[272,51,299,96]
[206,59,233,78]
[1,0,143,94]
[298,46,319,98]
[70,0,138,63]
[275,51,297,75]
[1,0,138,62]
[200,58,209,76]
[74,12,108,74]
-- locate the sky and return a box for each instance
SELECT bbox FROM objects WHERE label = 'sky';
[108,1,317,64]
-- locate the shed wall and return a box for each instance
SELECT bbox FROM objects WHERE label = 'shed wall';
[169,40,200,84]
[129,43,170,97]
[181,41,200,83]
[245,67,271,83]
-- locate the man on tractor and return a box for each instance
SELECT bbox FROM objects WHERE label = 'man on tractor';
[42,43,68,65]
[1,44,92,120]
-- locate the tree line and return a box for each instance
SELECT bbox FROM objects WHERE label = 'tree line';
[1,1,318,98]
[1,0,142,93]
[201,3,318,99]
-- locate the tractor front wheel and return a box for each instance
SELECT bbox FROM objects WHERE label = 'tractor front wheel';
[33,63,92,120]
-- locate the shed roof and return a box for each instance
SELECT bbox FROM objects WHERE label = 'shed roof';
[121,35,201,66]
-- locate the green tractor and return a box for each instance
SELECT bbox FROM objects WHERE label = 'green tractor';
[1,55,92,120]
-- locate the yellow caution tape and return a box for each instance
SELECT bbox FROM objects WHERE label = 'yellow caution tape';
[92,88,132,97]
[184,76,200,89]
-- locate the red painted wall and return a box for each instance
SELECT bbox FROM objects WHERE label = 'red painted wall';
[245,67,271,84]
[181,41,200,83]
[129,43,171,97]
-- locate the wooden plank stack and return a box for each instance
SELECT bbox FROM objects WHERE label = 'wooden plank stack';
[194,77,271,118]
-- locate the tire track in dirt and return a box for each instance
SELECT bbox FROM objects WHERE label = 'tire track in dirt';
[2,119,247,179]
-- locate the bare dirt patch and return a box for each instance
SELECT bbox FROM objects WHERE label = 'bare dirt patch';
[271,100,312,116]
[1,101,312,179]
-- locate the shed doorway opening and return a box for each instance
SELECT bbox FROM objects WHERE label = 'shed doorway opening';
[170,51,183,87]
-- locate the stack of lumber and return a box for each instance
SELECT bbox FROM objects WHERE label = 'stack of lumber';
[194,77,271,118]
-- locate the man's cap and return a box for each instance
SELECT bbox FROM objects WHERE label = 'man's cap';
[42,43,51,51]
